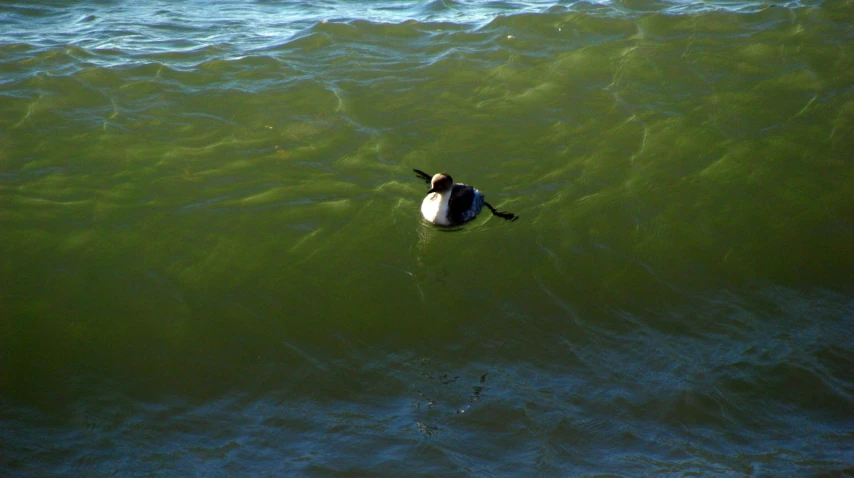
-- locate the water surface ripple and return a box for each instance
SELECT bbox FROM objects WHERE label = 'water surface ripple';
[1,0,853,476]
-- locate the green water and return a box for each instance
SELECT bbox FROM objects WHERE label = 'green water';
[1,2,853,475]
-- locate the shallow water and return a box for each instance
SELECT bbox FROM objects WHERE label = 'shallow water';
[1,0,853,475]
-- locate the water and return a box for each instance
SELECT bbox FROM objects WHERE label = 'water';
[1,0,853,475]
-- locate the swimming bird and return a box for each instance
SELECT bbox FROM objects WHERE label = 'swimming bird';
[414,169,518,226]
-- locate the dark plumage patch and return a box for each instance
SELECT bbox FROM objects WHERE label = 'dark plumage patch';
[448,184,479,225]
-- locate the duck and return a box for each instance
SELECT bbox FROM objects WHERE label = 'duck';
[414,169,517,226]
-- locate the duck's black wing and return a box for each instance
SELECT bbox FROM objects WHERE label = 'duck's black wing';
[448,184,479,224]
[484,201,518,221]
[413,169,432,185]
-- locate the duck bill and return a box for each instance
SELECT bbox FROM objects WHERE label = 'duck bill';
[427,187,437,194]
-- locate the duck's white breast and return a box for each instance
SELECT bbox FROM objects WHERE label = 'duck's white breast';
[421,193,450,226]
